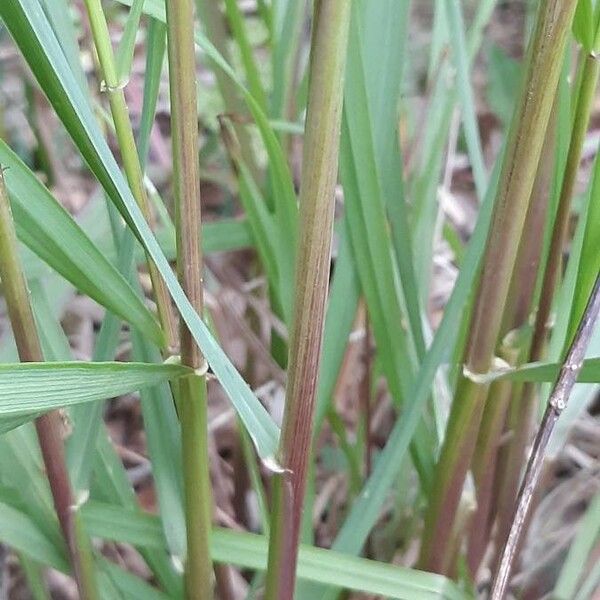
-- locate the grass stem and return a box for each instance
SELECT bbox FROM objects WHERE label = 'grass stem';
[83,0,178,352]
[490,273,600,599]
[530,52,599,367]
[418,0,579,574]
[164,0,214,597]
[493,49,599,553]
[264,2,351,597]
[467,100,557,573]
[0,169,99,599]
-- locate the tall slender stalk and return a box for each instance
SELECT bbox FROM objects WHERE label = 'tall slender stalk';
[493,48,600,552]
[164,0,213,597]
[0,169,99,599]
[467,101,556,574]
[264,2,351,597]
[83,0,177,352]
[418,0,578,575]
[490,273,600,599]
[530,52,599,367]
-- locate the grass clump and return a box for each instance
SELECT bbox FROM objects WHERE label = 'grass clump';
[0,1,598,599]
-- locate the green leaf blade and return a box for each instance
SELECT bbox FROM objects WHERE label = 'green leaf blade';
[0,0,281,464]
[0,362,190,417]
[0,140,164,346]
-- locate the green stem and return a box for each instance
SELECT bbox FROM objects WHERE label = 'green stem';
[566,141,600,340]
[530,52,599,368]
[83,0,177,352]
[467,97,557,574]
[265,2,351,598]
[419,0,579,575]
[493,49,600,562]
[0,170,99,599]
[179,374,213,599]
[164,0,214,597]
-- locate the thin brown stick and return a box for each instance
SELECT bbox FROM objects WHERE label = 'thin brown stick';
[490,272,600,599]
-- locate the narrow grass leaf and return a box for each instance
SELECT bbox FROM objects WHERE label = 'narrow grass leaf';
[82,502,464,600]
[115,0,145,81]
[0,422,62,550]
[0,140,164,346]
[155,218,254,259]
[223,0,269,110]
[0,500,68,572]
[99,558,171,600]
[359,0,425,359]
[545,159,600,457]
[0,362,190,416]
[271,0,305,120]
[340,5,435,485]
[132,330,186,560]
[314,222,360,429]
[37,0,87,92]
[82,502,165,549]
[215,530,465,600]
[411,0,497,301]
[91,435,184,597]
[0,0,280,463]
[137,17,166,165]
[567,151,600,342]
[573,0,595,50]
[444,0,487,199]
[67,206,136,492]
[484,355,600,383]
[0,495,168,600]
[18,554,51,600]
[219,123,281,301]
[341,8,414,408]
[487,46,522,127]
